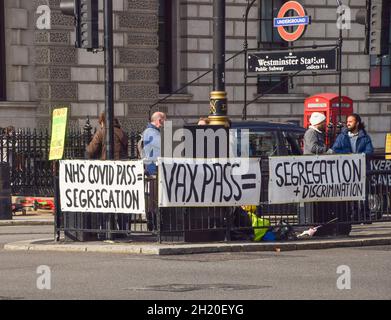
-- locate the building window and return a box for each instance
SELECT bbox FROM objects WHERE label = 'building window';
[159,0,172,94]
[258,0,288,94]
[0,0,6,101]
[370,0,391,93]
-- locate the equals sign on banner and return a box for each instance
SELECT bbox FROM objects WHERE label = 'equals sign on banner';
[137,174,143,182]
[241,174,257,190]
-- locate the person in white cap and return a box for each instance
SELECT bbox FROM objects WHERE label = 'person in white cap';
[303,112,327,155]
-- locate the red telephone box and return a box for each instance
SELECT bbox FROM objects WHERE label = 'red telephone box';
[304,93,353,128]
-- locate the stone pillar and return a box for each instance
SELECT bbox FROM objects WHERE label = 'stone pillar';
[119,0,159,132]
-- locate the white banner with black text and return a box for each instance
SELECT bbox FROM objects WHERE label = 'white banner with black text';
[158,158,261,207]
[59,160,145,214]
[268,154,366,204]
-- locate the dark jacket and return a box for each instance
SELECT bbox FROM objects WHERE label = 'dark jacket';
[86,125,128,160]
[331,128,374,154]
[303,127,327,155]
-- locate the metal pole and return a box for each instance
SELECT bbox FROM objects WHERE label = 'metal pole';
[104,0,114,160]
[338,28,343,125]
[53,163,61,242]
[213,0,225,92]
[243,4,248,121]
[243,0,257,121]
[337,0,343,131]
[103,0,114,240]
[209,0,228,126]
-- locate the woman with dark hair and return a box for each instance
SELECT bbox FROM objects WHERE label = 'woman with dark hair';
[331,113,374,154]
[86,113,128,160]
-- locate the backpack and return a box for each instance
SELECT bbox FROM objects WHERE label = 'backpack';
[272,220,297,241]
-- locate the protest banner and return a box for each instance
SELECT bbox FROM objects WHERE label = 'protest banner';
[385,133,391,160]
[369,158,391,187]
[158,158,261,207]
[269,154,366,204]
[49,107,69,161]
[59,160,145,214]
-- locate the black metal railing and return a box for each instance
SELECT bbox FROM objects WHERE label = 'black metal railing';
[54,176,158,242]
[156,154,391,242]
[3,125,390,243]
[52,154,391,243]
[0,126,140,197]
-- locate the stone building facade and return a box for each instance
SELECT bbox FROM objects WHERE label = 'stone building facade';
[0,0,390,149]
[0,0,159,132]
[161,0,390,149]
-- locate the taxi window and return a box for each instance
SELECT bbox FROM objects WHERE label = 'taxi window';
[281,131,304,155]
[234,130,278,157]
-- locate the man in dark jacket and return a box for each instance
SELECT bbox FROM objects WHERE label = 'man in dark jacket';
[86,113,128,160]
[303,112,328,155]
[331,114,374,154]
[329,114,374,235]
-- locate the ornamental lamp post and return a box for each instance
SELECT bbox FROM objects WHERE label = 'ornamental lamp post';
[336,0,344,133]
[208,0,230,127]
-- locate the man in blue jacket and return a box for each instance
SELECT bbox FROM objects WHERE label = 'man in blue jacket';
[331,114,374,154]
[329,113,374,233]
[142,112,167,175]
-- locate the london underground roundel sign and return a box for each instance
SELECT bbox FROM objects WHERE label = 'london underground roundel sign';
[274,1,310,42]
